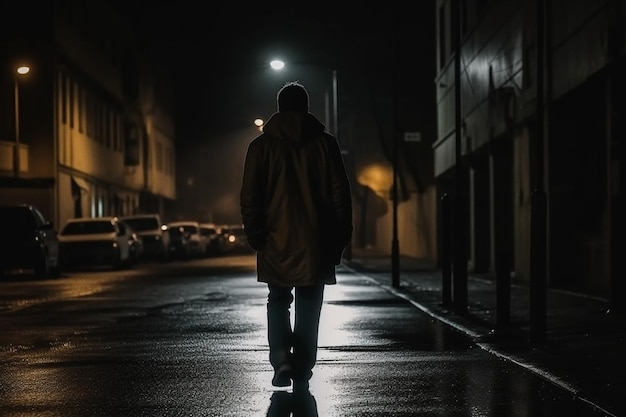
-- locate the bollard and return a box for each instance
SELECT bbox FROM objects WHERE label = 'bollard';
[441,193,452,307]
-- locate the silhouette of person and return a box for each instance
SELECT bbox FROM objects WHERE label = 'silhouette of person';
[240,81,353,392]
[266,390,319,417]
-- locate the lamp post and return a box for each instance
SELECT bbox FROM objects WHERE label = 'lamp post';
[14,65,30,177]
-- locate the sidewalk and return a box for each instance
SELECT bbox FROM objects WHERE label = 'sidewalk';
[342,248,626,417]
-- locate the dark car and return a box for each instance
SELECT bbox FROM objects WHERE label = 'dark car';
[119,214,170,262]
[167,224,192,261]
[120,221,144,265]
[0,204,61,278]
[199,223,220,256]
[217,224,250,254]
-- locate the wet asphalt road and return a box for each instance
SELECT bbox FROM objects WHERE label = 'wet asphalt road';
[0,255,609,416]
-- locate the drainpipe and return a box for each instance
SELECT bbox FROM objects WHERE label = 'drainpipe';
[453,0,468,314]
[530,0,548,343]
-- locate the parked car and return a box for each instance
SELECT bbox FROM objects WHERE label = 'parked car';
[58,216,133,270]
[167,221,205,259]
[199,223,220,256]
[120,221,143,265]
[119,214,170,262]
[167,224,192,260]
[217,224,250,254]
[0,204,61,278]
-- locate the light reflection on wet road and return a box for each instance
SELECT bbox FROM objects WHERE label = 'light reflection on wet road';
[0,255,607,416]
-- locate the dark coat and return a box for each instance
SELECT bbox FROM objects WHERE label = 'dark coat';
[240,111,353,287]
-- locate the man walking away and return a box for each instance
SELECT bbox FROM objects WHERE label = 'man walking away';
[240,81,353,392]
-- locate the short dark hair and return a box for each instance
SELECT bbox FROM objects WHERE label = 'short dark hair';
[277,81,309,112]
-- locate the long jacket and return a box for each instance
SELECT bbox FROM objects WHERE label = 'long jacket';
[240,111,353,287]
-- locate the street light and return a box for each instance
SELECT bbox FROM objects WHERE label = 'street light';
[254,118,264,131]
[14,65,30,177]
[268,59,338,138]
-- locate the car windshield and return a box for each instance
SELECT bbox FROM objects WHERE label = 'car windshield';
[200,227,216,236]
[169,227,185,237]
[183,226,198,234]
[62,221,114,235]
[122,218,158,231]
[223,226,244,235]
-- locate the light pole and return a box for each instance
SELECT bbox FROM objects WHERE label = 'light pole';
[14,65,30,177]
[331,68,338,138]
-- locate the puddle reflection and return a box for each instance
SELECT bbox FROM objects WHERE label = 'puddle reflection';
[266,390,319,417]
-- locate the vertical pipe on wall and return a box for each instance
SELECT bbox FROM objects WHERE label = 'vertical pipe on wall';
[453,0,468,314]
[441,192,453,306]
[391,7,401,288]
[530,0,548,343]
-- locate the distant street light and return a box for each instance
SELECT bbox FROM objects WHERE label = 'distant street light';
[269,60,284,70]
[14,65,30,177]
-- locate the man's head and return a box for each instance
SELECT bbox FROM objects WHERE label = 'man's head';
[277,81,309,112]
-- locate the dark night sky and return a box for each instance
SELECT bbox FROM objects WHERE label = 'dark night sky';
[121,3,436,223]
[129,3,434,142]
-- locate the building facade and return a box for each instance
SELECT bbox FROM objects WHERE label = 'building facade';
[434,0,625,310]
[0,0,175,230]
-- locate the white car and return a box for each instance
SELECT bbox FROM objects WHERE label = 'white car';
[58,216,133,269]
[167,221,206,259]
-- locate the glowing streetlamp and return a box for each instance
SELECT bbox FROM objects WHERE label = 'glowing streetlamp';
[269,60,284,71]
[14,65,30,177]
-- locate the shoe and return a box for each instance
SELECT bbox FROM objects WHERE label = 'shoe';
[272,363,292,387]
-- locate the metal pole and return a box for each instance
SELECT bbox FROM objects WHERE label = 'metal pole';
[453,0,468,314]
[13,76,20,177]
[441,192,453,306]
[530,0,548,342]
[332,69,338,137]
[391,19,400,288]
[334,68,353,261]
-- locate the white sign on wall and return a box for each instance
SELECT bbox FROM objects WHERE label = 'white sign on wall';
[404,132,421,142]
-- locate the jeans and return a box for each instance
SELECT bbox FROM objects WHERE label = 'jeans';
[267,284,325,381]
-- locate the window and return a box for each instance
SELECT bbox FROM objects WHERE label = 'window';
[438,1,452,69]
[461,0,468,37]
[60,72,67,125]
[69,80,74,129]
[156,141,163,171]
[104,108,110,148]
[438,3,447,69]
[114,114,122,151]
[61,220,114,235]
[78,85,84,133]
